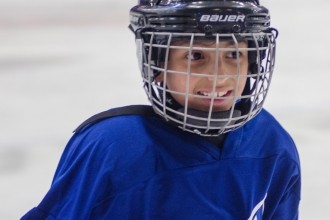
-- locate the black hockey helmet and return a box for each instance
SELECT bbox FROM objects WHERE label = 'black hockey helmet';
[130,0,271,34]
[129,0,278,136]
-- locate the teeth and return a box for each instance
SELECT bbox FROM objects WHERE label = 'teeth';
[199,91,227,97]
[217,91,227,97]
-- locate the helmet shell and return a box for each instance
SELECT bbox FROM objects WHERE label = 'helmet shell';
[130,0,270,34]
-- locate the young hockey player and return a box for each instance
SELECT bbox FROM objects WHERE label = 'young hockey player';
[22,0,301,219]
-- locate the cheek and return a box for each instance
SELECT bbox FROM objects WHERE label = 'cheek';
[237,66,249,95]
[166,59,187,92]
[238,76,248,94]
[166,73,187,93]
[164,73,186,106]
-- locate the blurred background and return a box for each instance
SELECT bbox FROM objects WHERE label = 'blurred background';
[0,0,329,219]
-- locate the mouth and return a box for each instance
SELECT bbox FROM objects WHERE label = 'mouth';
[197,90,231,98]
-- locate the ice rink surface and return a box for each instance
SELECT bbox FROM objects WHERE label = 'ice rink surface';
[0,0,329,219]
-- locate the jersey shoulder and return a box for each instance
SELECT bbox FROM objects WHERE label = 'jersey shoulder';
[225,109,300,163]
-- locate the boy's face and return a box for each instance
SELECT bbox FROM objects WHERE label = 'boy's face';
[157,39,249,112]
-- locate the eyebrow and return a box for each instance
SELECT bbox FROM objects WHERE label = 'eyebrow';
[171,39,247,47]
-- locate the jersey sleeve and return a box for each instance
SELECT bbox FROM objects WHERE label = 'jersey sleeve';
[21,115,160,220]
[271,171,301,219]
[21,207,57,220]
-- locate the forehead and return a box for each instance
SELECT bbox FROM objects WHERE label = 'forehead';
[170,37,248,48]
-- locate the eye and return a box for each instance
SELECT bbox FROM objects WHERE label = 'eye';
[226,50,243,59]
[185,51,204,61]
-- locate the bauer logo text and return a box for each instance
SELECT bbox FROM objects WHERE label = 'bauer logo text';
[200,15,245,22]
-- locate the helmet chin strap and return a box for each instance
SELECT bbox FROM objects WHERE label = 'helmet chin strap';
[157,88,242,135]
[176,107,242,133]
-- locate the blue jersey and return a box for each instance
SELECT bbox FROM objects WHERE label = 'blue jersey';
[22,108,300,220]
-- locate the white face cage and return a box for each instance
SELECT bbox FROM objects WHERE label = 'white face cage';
[137,31,276,136]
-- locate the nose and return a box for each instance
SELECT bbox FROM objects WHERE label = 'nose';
[205,55,226,80]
